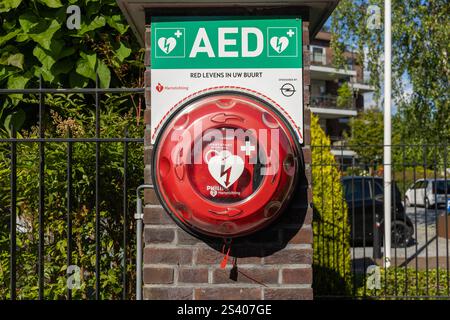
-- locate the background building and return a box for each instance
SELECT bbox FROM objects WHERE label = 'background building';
[310,30,374,166]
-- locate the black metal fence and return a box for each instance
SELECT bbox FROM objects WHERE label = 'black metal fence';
[2,83,450,300]
[0,82,144,299]
[312,143,450,299]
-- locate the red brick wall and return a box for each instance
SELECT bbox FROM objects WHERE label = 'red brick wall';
[142,20,313,300]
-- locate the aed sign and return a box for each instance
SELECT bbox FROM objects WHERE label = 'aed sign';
[150,17,303,143]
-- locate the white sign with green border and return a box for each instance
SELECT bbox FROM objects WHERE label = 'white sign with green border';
[150,17,303,143]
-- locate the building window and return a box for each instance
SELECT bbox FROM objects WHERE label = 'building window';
[319,84,326,94]
[346,57,354,70]
[311,46,326,65]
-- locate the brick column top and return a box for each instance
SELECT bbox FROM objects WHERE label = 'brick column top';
[142,19,313,300]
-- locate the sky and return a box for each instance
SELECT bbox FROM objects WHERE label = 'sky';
[363,69,413,115]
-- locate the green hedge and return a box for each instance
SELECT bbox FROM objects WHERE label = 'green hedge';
[358,268,450,299]
[0,94,143,299]
[311,114,352,296]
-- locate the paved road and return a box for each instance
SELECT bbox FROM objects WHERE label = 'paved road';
[406,206,449,254]
[351,206,450,270]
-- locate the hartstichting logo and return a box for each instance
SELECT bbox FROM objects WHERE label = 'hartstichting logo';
[156,83,164,92]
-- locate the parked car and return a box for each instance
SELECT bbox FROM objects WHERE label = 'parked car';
[342,176,414,248]
[405,179,450,208]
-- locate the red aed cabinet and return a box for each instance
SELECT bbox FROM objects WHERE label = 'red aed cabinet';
[152,90,302,238]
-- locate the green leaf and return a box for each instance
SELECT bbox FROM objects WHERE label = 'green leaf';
[0,29,20,46]
[33,46,56,81]
[96,59,111,88]
[0,67,7,82]
[6,73,29,89]
[18,12,40,33]
[37,0,63,8]
[4,53,24,69]
[4,109,25,133]
[32,46,55,69]
[52,58,75,76]
[0,46,24,70]
[15,33,29,42]
[59,46,76,59]
[75,52,97,81]
[85,0,102,16]
[0,66,18,82]
[79,16,106,35]
[39,67,55,82]
[115,42,131,62]
[29,20,61,50]
[84,52,97,72]
[2,17,16,31]
[49,39,65,56]
[90,255,96,267]
[0,0,22,13]
[69,72,89,88]
[106,15,129,35]
[6,73,30,101]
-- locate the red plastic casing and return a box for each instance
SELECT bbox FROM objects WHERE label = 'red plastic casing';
[152,91,300,238]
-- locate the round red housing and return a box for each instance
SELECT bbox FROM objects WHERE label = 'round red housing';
[152,90,301,238]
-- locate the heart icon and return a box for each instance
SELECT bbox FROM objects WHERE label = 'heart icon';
[156,83,164,92]
[208,150,244,189]
[270,36,289,54]
[157,37,176,54]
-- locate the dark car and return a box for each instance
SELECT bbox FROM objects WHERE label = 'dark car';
[342,176,414,248]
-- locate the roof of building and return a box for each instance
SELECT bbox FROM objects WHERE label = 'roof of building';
[117,0,340,46]
[314,31,332,42]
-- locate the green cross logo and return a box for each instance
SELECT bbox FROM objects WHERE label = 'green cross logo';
[267,27,298,57]
[155,28,185,58]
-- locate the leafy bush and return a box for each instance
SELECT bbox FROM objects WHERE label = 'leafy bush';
[0,0,141,88]
[344,107,384,166]
[311,114,352,295]
[336,83,352,109]
[358,268,450,299]
[0,0,143,131]
[392,166,427,195]
[0,0,145,300]
[0,95,143,299]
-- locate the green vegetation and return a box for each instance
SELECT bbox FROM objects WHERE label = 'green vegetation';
[344,107,385,166]
[0,2,145,298]
[0,0,143,131]
[358,268,450,299]
[336,83,353,109]
[331,0,450,148]
[0,0,447,301]
[0,94,144,299]
[311,114,352,296]
[344,107,448,174]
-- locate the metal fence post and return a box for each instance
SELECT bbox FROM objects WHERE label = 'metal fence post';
[135,184,153,300]
[373,213,382,260]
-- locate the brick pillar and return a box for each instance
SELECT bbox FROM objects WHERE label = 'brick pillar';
[142,20,313,300]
